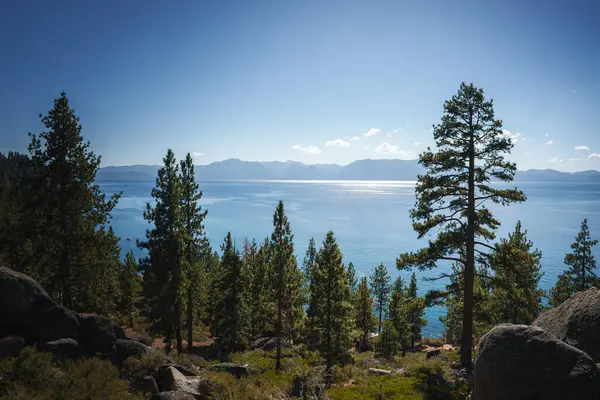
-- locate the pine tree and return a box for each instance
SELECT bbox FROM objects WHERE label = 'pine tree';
[26,92,122,312]
[565,219,598,292]
[488,221,544,324]
[347,262,358,295]
[269,201,297,371]
[397,83,525,369]
[370,263,392,334]
[376,320,400,359]
[244,239,269,338]
[388,277,411,353]
[302,238,317,291]
[405,273,427,347]
[180,153,208,352]
[119,251,141,327]
[355,277,376,351]
[214,233,249,352]
[307,231,354,370]
[548,274,574,308]
[138,149,185,354]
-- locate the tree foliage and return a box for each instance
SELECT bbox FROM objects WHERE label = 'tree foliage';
[355,277,376,351]
[370,263,392,334]
[397,83,525,369]
[119,251,141,327]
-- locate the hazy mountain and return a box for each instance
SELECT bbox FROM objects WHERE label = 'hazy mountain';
[96,159,600,182]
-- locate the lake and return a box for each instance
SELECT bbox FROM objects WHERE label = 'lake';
[99,180,600,337]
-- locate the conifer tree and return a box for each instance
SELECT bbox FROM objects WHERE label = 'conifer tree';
[307,231,354,370]
[376,320,400,359]
[138,149,185,354]
[214,232,249,352]
[269,201,296,371]
[355,277,376,351]
[488,221,544,324]
[244,239,268,338]
[27,92,122,311]
[180,153,208,352]
[397,83,525,369]
[564,219,598,292]
[347,262,358,295]
[370,263,392,334]
[388,277,411,352]
[302,238,317,291]
[548,274,573,308]
[119,251,141,327]
[405,273,427,347]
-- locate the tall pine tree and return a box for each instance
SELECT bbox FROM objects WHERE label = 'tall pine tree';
[27,92,122,312]
[370,263,392,334]
[564,219,598,292]
[397,83,525,369]
[119,251,141,327]
[405,273,427,347]
[355,277,376,351]
[388,276,411,353]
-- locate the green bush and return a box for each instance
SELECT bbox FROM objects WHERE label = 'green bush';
[122,350,169,379]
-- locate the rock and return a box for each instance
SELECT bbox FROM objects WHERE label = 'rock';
[474,324,600,400]
[78,313,116,355]
[38,306,79,342]
[158,366,208,399]
[426,349,441,359]
[128,334,153,346]
[203,362,250,378]
[0,267,55,340]
[0,335,25,359]
[112,323,126,339]
[159,364,198,378]
[39,338,82,361]
[114,338,152,365]
[151,392,197,400]
[368,368,392,376]
[248,336,291,351]
[533,287,600,361]
[131,375,159,395]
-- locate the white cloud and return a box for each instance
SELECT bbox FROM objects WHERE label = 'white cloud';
[292,144,321,155]
[351,136,360,141]
[191,152,204,158]
[374,142,415,158]
[325,139,351,147]
[364,128,380,137]
[501,129,520,144]
[413,142,419,146]
[387,133,393,138]
[575,145,589,151]
[393,128,404,134]
[545,140,554,145]
[523,152,533,156]
[569,158,580,162]
[589,153,600,159]
[548,157,561,163]
[545,133,549,136]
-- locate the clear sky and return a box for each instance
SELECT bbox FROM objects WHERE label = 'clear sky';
[1,1,599,171]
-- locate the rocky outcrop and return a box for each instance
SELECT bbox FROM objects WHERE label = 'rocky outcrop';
[151,392,197,400]
[0,335,25,359]
[78,313,117,356]
[533,287,600,361]
[474,324,600,400]
[248,336,291,351]
[203,362,250,378]
[114,339,152,365]
[159,364,198,378]
[39,338,82,361]
[131,375,159,395]
[0,267,56,341]
[158,366,209,399]
[38,306,79,342]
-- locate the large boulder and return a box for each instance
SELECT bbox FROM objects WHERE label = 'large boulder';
[130,375,159,395]
[151,392,197,400]
[203,362,250,378]
[38,306,79,342]
[113,338,152,365]
[474,324,600,400]
[0,335,25,359]
[533,287,600,361]
[158,364,198,378]
[39,338,82,361]
[0,267,55,339]
[248,336,291,351]
[78,313,117,355]
[158,366,209,399]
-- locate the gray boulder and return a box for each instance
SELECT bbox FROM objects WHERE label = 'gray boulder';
[203,362,250,378]
[112,323,126,339]
[39,338,82,361]
[158,364,198,378]
[0,267,55,339]
[248,336,291,351]
[0,335,25,359]
[533,287,600,361]
[158,366,209,399]
[38,306,79,342]
[151,392,197,400]
[114,338,152,365]
[131,375,159,395]
[474,324,600,400]
[426,349,441,359]
[78,313,116,355]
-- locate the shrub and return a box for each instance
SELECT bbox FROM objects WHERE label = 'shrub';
[121,350,169,379]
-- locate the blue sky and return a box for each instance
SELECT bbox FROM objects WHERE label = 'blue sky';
[1,1,599,171]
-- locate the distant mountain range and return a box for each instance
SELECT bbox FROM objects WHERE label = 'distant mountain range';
[96,159,600,182]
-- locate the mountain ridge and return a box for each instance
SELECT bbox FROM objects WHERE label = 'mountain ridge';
[96,159,600,182]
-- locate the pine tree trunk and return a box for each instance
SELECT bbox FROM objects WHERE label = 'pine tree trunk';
[378,302,383,334]
[461,119,476,371]
[187,285,193,353]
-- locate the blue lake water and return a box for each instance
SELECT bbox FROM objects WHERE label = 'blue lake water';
[100,180,600,337]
